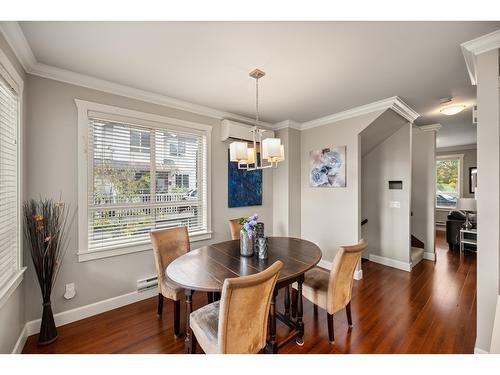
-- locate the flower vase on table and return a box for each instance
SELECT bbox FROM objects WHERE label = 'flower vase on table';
[239,214,258,257]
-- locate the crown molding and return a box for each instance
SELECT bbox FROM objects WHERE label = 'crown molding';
[300,96,419,131]
[415,123,442,132]
[436,143,477,153]
[461,29,500,86]
[273,119,302,131]
[0,21,273,128]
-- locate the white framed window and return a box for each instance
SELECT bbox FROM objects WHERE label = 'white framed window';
[436,154,463,209]
[0,51,25,306]
[76,100,212,262]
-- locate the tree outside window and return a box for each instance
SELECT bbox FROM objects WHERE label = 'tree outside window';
[436,157,460,208]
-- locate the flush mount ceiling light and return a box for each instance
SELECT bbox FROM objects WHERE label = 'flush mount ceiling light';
[229,69,284,170]
[439,97,466,116]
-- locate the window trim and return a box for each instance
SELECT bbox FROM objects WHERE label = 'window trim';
[436,153,464,209]
[0,47,24,306]
[75,99,212,262]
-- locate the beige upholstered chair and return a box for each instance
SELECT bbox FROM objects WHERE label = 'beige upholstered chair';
[189,260,283,354]
[150,227,191,337]
[228,218,241,240]
[292,239,367,344]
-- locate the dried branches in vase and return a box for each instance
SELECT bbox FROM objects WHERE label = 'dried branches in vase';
[23,198,70,345]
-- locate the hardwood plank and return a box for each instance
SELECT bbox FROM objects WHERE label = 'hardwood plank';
[22,231,476,354]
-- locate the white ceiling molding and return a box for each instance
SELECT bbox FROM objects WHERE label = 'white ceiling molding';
[300,96,419,131]
[461,29,500,85]
[0,21,273,128]
[436,143,477,152]
[416,123,442,132]
[273,120,302,131]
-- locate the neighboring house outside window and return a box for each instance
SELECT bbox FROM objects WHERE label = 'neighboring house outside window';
[436,155,462,209]
[76,100,212,261]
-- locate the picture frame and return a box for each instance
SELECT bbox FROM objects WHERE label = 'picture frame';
[469,167,477,194]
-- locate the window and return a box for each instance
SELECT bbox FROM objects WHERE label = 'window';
[169,136,187,156]
[0,61,22,296]
[436,155,462,209]
[76,100,212,261]
[175,174,190,189]
[130,129,150,153]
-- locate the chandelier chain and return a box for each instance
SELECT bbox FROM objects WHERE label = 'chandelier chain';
[255,76,259,125]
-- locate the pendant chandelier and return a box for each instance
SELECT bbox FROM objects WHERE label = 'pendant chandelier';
[229,69,284,170]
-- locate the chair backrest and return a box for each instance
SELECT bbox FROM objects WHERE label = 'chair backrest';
[228,218,241,240]
[150,227,190,286]
[327,239,367,315]
[217,260,283,354]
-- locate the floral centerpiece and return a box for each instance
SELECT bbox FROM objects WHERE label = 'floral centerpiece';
[23,198,70,345]
[239,214,258,256]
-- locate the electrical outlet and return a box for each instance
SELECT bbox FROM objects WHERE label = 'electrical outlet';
[64,283,76,300]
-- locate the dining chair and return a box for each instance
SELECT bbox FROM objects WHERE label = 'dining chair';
[292,239,367,344]
[228,218,241,240]
[189,260,283,354]
[150,226,191,338]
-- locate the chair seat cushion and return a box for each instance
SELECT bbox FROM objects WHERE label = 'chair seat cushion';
[160,276,184,301]
[293,267,329,311]
[190,301,220,354]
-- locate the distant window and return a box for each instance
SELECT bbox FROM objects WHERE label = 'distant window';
[169,136,187,157]
[436,156,461,209]
[176,174,190,189]
[130,129,150,153]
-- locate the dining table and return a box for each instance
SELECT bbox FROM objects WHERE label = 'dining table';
[166,236,322,354]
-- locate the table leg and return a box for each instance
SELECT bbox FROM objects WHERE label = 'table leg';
[266,289,278,353]
[284,285,290,319]
[296,276,304,346]
[184,289,193,354]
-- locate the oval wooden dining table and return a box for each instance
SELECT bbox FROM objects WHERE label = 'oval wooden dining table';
[166,236,322,354]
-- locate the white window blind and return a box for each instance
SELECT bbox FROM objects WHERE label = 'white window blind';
[87,115,208,251]
[0,72,19,290]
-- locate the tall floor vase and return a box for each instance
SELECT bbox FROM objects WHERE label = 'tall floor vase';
[39,300,58,345]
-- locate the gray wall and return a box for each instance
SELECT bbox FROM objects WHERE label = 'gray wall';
[300,110,384,263]
[273,127,301,237]
[435,147,477,225]
[475,49,499,352]
[411,128,436,256]
[0,32,26,353]
[361,123,412,264]
[24,74,274,321]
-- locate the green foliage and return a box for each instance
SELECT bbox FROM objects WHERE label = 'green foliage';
[436,159,458,193]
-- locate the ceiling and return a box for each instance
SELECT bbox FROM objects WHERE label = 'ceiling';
[14,21,500,147]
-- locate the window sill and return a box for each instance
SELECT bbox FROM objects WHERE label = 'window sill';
[77,231,212,262]
[0,267,26,310]
[436,207,456,212]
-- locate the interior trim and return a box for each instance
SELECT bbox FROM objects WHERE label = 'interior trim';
[461,29,500,85]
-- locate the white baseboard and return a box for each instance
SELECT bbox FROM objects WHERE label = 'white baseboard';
[318,259,363,280]
[474,346,489,354]
[369,254,411,272]
[25,287,158,336]
[423,251,436,261]
[11,325,27,354]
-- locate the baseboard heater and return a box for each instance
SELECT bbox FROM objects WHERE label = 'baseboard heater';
[137,275,158,292]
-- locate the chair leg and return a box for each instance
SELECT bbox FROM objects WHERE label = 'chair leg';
[157,293,164,318]
[327,313,335,344]
[190,329,198,354]
[346,301,353,327]
[174,300,181,338]
[291,288,297,318]
[207,292,214,304]
[313,305,318,315]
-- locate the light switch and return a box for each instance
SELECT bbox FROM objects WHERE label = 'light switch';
[390,201,401,208]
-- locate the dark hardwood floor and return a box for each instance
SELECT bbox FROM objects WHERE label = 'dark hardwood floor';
[22,231,476,354]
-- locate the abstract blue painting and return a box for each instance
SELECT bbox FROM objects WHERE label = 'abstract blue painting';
[228,150,262,208]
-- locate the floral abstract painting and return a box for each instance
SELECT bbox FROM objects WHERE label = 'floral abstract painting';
[309,146,346,187]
